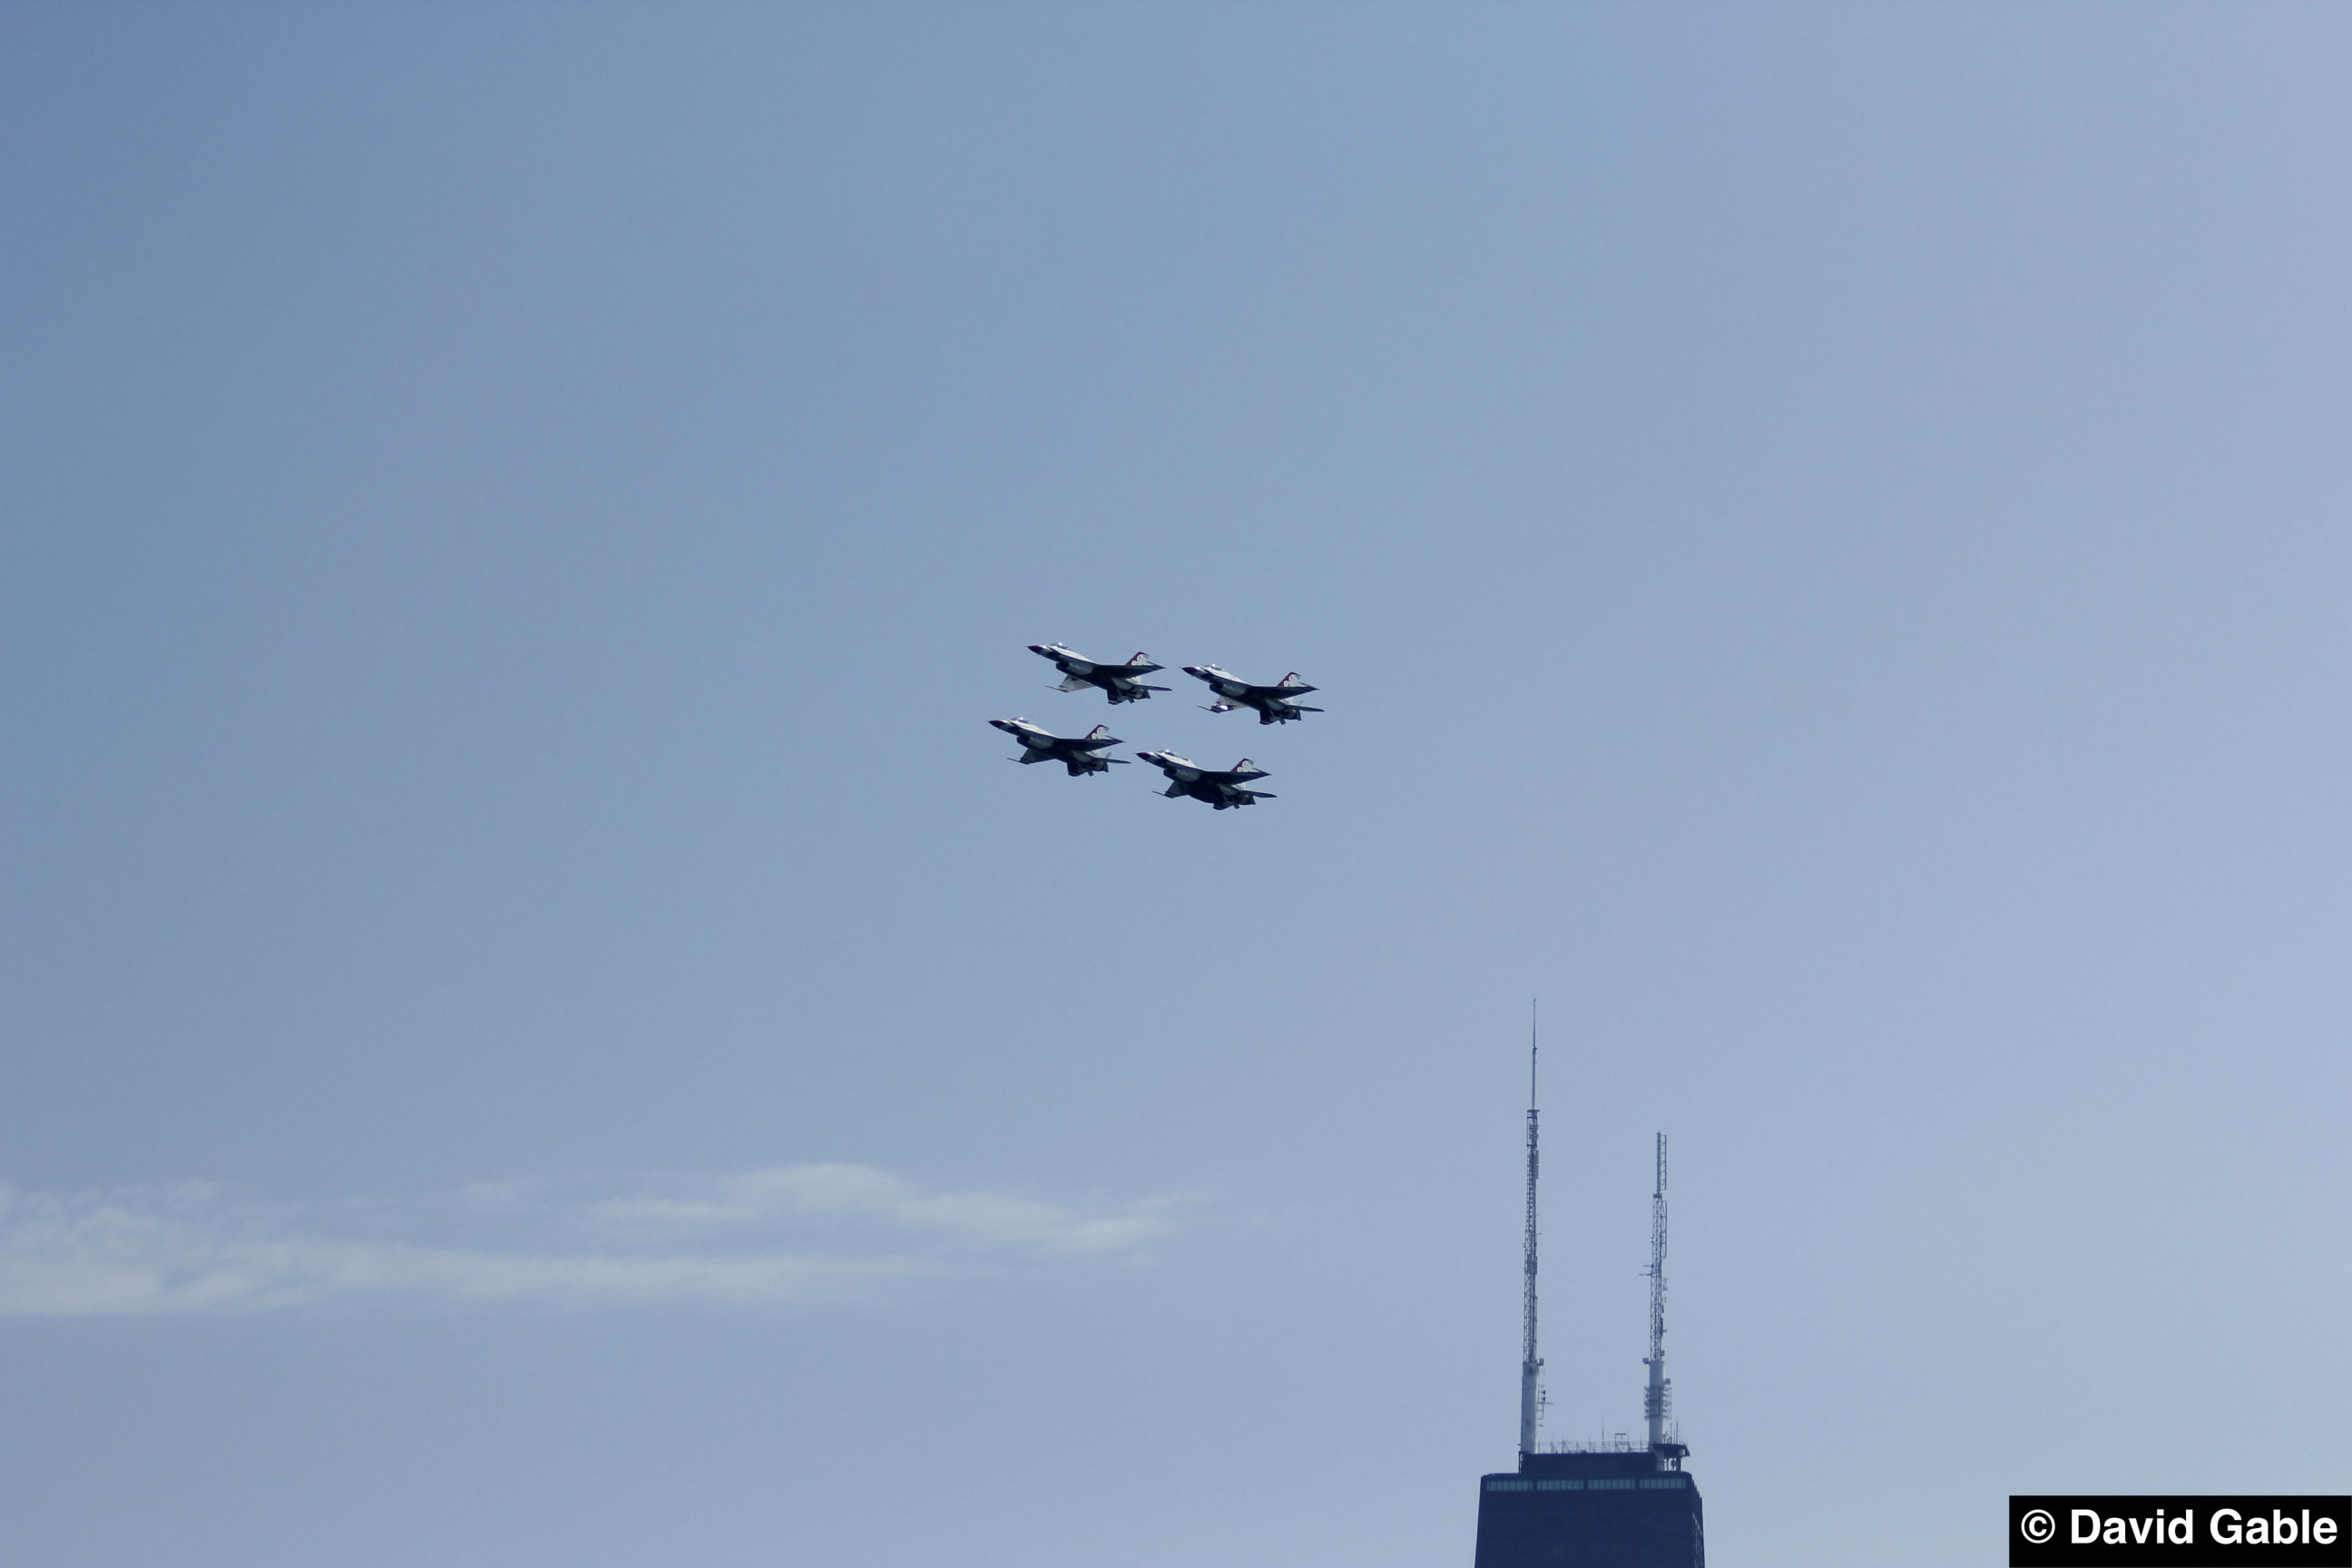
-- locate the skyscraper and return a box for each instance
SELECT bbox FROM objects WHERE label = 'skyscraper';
[1472,1042,1705,1567]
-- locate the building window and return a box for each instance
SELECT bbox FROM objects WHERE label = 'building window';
[1535,1480,1583,1491]
[1485,1479,1533,1492]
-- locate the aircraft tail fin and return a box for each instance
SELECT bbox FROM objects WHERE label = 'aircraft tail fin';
[1230,759,1267,778]
[1275,671,1315,691]
[1083,724,1114,740]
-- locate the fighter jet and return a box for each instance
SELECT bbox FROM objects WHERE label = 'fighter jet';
[1180,664,1324,725]
[1027,643,1171,705]
[990,718,1132,777]
[1133,750,1275,809]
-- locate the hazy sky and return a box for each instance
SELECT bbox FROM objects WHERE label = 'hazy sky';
[5,5,2348,1565]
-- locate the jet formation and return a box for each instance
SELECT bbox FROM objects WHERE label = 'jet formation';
[991,641,1324,811]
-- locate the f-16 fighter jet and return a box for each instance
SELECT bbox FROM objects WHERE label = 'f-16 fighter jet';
[1180,664,1324,725]
[989,718,1132,777]
[1028,643,1171,705]
[1134,750,1276,809]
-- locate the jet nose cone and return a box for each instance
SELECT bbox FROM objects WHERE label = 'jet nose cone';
[989,720,1013,731]
[1182,666,1208,677]
[1027,644,1051,654]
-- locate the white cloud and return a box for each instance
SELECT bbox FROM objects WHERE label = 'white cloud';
[0,1166,1182,1318]
[579,1163,1181,1255]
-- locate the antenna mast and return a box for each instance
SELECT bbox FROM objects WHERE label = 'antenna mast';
[1643,1132,1671,1450]
[1518,1004,1542,1459]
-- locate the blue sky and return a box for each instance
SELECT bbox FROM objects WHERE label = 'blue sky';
[5,5,2349,1565]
